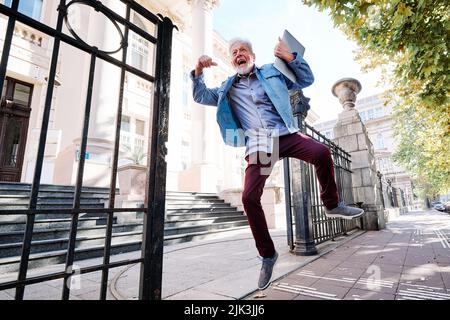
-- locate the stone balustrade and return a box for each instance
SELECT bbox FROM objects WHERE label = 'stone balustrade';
[13,24,44,47]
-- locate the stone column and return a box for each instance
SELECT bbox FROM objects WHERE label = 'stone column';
[179,0,219,192]
[332,78,385,230]
[53,1,126,187]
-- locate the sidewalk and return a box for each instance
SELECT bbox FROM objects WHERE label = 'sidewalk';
[0,209,448,300]
[111,227,363,300]
[244,210,450,300]
[0,222,363,300]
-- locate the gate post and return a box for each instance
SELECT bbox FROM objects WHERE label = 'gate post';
[332,78,384,230]
[139,16,174,301]
[289,91,317,256]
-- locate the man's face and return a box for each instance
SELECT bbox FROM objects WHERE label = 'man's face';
[230,43,255,75]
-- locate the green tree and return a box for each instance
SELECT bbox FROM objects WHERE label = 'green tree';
[303,0,450,196]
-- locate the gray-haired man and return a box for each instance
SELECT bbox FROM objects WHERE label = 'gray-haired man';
[191,37,364,290]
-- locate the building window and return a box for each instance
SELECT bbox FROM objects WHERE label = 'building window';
[375,107,383,118]
[128,14,150,73]
[183,112,191,121]
[180,140,190,170]
[135,119,145,136]
[182,71,191,109]
[376,133,385,149]
[359,111,366,122]
[120,115,130,132]
[5,0,43,21]
[182,90,188,107]
[324,131,333,139]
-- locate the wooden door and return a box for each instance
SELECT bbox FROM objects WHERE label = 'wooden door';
[0,78,33,182]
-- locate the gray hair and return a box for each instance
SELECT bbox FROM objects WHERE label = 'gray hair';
[228,38,254,55]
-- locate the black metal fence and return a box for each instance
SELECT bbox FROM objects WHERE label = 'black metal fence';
[0,0,174,300]
[284,91,360,255]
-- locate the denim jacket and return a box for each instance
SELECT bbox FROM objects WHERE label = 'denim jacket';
[191,53,314,147]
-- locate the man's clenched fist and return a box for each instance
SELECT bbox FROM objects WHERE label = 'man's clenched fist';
[195,55,218,77]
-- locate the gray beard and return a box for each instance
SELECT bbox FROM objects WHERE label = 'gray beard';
[235,63,254,75]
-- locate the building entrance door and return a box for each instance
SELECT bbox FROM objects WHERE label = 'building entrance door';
[0,78,33,182]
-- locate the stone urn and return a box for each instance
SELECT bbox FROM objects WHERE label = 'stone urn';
[332,78,362,111]
[117,164,147,196]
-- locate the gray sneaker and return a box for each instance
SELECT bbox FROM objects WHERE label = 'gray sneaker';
[325,202,365,220]
[258,251,278,290]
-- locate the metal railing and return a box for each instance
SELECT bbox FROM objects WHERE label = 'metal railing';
[0,0,175,300]
[284,91,360,255]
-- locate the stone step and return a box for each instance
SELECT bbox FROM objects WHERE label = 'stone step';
[0,182,112,194]
[0,225,250,273]
[0,194,222,202]
[166,210,244,221]
[165,198,224,204]
[164,215,247,228]
[165,211,245,221]
[0,217,114,233]
[0,196,223,207]
[165,203,231,209]
[164,220,249,237]
[165,191,217,197]
[0,209,244,225]
[0,192,112,199]
[166,207,237,213]
[166,196,221,202]
[0,230,143,258]
[0,202,106,209]
[0,198,106,206]
[0,223,143,245]
[0,220,249,258]
[0,211,246,233]
[0,183,247,273]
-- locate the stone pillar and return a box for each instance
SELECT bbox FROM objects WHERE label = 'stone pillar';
[179,0,219,192]
[332,78,385,230]
[88,0,124,143]
[53,0,126,187]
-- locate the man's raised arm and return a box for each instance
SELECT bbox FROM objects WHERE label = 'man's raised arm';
[190,55,221,106]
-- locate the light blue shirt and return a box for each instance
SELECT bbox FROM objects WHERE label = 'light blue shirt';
[228,67,292,155]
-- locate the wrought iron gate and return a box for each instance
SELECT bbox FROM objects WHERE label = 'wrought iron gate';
[284,91,360,255]
[0,0,174,300]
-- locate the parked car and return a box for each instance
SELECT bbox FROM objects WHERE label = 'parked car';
[433,202,446,212]
[444,201,450,213]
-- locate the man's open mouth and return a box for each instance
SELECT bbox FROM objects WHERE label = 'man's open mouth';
[237,59,247,65]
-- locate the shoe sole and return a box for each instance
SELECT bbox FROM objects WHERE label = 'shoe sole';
[258,253,278,290]
[325,210,365,220]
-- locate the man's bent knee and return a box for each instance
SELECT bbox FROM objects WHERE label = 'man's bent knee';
[314,145,332,165]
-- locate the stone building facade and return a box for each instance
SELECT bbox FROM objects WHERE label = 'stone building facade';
[0,0,247,193]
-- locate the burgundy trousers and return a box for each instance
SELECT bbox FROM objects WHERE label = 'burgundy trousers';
[242,132,339,258]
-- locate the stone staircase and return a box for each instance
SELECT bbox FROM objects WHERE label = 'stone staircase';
[0,183,248,273]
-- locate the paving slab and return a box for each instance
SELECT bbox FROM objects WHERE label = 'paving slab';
[2,209,448,301]
[243,210,450,301]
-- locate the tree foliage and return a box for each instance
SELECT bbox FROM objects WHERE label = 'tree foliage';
[303,0,450,196]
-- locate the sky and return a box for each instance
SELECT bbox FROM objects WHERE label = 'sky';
[213,0,387,123]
